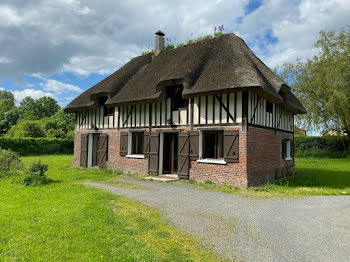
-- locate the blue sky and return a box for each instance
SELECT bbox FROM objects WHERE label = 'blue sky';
[0,0,349,106]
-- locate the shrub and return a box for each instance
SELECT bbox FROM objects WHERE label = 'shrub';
[7,120,45,138]
[0,148,52,186]
[0,149,25,178]
[0,137,74,155]
[294,136,350,158]
[22,160,51,186]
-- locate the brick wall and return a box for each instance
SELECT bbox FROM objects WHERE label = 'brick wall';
[189,127,249,188]
[247,126,294,187]
[73,130,148,174]
[73,126,294,188]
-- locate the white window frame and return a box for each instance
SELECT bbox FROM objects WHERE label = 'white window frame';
[126,131,145,159]
[285,139,292,160]
[197,130,227,165]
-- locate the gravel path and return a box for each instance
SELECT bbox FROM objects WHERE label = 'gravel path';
[82,178,350,262]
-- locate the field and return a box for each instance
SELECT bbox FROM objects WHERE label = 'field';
[0,155,217,262]
[1,155,349,261]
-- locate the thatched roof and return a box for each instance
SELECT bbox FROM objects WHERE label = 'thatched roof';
[65,33,306,114]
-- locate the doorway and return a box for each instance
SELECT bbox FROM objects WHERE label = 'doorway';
[163,133,178,174]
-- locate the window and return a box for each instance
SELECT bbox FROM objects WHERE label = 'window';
[282,139,292,160]
[168,85,188,110]
[104,106,115,116]
[266,101,273,114]
[132,132,144,154]
[203,131,223,159]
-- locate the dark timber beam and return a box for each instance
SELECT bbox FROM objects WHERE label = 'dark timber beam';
[214,95,235,123]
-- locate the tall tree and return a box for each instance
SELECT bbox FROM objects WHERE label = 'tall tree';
[0,90,14,101]
[33,97,60,119]
[277,29,350,135]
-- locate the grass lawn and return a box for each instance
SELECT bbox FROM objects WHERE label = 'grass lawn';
[183,157,350,198]
[0,155,218,262]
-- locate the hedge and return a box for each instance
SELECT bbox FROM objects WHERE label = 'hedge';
[294,136,350,158]
[0,137,74,156]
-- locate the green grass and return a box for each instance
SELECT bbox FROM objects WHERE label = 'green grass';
[181,157,350,198]
[0,155,218,262]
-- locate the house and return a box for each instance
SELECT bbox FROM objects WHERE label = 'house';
[64,31,306,188]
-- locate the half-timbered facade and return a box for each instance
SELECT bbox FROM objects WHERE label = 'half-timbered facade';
[65,31,305,188]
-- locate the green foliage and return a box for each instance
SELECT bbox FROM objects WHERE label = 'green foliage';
[0,149,24,178]
[143,32,222,56]
[7,120,45,138]
[277,28,350,134]
[0,107,21,135]
[0,90,14,101]
[0,137,74,155]
[214,31,223,37]
[22,160,51,186]
[0,99,15,120]
[165,44,174,50]
[141,49,155,56]
[294,136,350,158]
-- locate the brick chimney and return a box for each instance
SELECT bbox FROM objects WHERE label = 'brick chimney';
[155,30,165,55]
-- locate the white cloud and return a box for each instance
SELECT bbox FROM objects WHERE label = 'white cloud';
[0,57,13,64]
[12,89,55,103]
[0,87,4,90]
[0,0,349,79]
[43,79,82,94]
[238,0,350,68]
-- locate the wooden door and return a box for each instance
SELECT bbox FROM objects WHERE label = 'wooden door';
[80,134,88,167]
[178,132,190,179]
[97,134,108,167]
[148,132,159,175]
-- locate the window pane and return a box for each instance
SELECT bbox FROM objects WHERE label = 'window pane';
[204,132,216,158]
[203,131,223,159]
[132,132,144,154]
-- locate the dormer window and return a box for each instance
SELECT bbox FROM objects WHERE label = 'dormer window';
[168,85,188,110]
[98,96,114,116]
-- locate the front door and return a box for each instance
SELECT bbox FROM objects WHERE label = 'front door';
[163,133,178,174]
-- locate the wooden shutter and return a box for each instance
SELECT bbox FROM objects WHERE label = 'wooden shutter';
[223,130,239,163]
[189,131,199,161]
[120,132,128,156]
[80,134,88,167]
[143,131,150,157]
[178,132,190,179]
[148,132,159,175]
[97,134,108,167]
[282,139,287,159]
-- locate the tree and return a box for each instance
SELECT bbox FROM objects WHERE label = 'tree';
[33,97,60,119]
[0,99,15,120]
[19,97,37,120]
[277,28,350,135]
[19,96,59,120]
[0,107,22,135]
[0,90,14,101]
[7,120,45,138]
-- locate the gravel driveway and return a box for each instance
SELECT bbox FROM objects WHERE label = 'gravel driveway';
[83,178,350,262]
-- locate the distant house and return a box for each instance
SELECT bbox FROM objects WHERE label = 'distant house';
[65,31,306,188]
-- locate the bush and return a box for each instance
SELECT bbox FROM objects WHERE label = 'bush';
[0,137,74,155]
[22,160,51,186]
[294,136,350,158]
[0,149,52,186]
[7,120,45,138]
[0,149,25,178]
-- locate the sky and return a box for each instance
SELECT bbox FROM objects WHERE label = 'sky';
[0,0,349,106]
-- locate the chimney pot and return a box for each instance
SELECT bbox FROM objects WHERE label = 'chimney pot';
[155,30,165,55]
